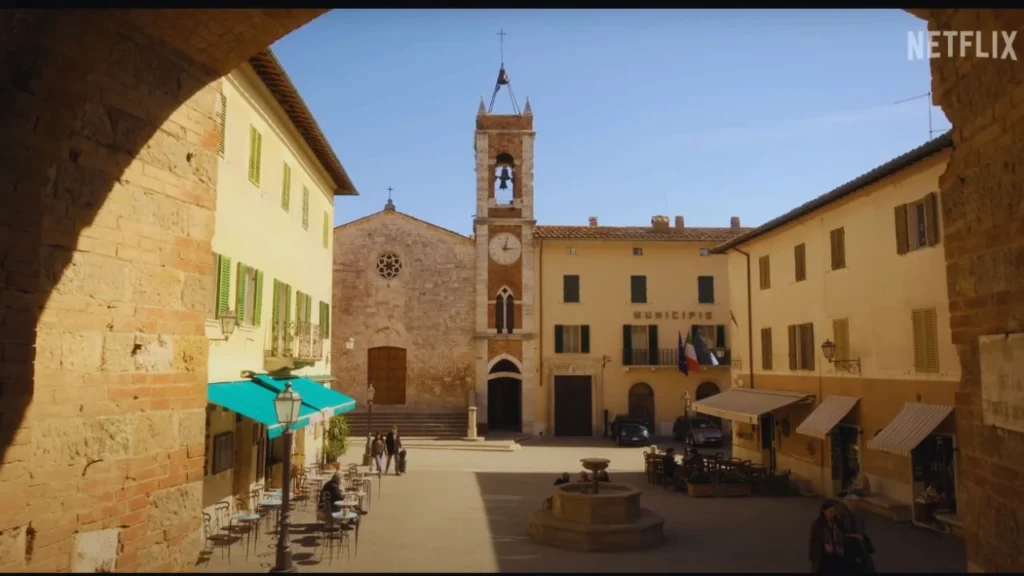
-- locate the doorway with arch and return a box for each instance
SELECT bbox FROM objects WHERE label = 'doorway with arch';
[628,382,656,434]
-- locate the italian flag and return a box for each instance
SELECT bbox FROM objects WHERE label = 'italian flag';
[683,333,700,375]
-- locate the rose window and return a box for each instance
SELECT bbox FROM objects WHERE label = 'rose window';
[376,253,402,279]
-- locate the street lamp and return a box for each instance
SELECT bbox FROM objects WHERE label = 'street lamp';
[214,309,238,341]
[682,391,695,447]
[820,339,862,374]
[362,383,376,467]
[271,382,302,574]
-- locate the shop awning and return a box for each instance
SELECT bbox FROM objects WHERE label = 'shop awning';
[867,402,954,457]
[207,379,318,439]
[795,396,860,439]
[692,388,813,424]
[254,375,356,422]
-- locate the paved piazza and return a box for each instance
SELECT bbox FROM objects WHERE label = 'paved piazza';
[198,439,965,573]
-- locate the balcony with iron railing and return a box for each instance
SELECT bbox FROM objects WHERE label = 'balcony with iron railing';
[622,347,731,368]
[264,321,324,370]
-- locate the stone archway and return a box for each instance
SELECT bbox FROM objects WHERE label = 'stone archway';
[628,382,655,433]
[0,10,325,572]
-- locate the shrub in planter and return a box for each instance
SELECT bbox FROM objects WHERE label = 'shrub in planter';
[322,415,350,467]
[721,471,750,485]
[685,472,715,497]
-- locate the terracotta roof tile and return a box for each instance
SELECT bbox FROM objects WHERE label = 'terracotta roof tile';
[534,225,751,242]
[247,50,357,196]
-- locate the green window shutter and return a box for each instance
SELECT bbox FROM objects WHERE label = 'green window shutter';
[235,263,248,324]
[218,94,227,157]
[284,284,293,350]
[554,325,564,353]
[581,325,590,354]
[282,163,291,212]
[302,187,310,230]
[272,280,281,332]
[306,295,312,324]
[217,255,232,317]
[324,303,331,338]
[323,211,329,248]
[253,270,264,327]
[247,125,258,185]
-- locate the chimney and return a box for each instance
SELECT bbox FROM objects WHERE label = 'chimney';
[588,216,598,227]
[651,215,670,232]
[675,215,685,229]
[730,216,741,229]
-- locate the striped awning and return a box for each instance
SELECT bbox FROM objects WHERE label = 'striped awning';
[795,396,860,439]
[867,402,955,457]
[692,388,813,425]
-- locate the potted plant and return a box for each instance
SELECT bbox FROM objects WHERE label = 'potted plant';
[321,415,350,471]
[686,472,715,497]
[720,470,752,497]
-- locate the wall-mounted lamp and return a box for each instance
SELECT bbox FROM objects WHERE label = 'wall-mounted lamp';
[344,337,355,352]
[214,309,238,341]
[820,339,861,374]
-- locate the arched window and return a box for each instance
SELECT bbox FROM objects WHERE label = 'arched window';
[496,287,514,334]
[494,153,515,205]
[505,293,515,334]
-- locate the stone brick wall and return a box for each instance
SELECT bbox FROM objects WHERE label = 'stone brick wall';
[332,210,476,412]
[920,9,1024,573]
[0,9,322,573]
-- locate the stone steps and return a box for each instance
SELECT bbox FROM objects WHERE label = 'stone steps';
[342,411,466,439]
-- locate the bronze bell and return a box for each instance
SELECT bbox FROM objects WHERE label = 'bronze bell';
[497,166,511,190]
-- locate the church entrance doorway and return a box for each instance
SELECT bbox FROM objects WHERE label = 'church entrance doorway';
[367,346,407,405]
[488,359,522,432]
[554,376,593,437]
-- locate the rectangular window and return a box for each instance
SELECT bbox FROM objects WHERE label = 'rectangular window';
[622,323,658,366]
[271,280,292,355]
[319,301,331,338]
[758,255,771,290]
[323,211,330,248]
[281,163,291,212]
[566,246,576,255]
[697,276,715,304]
[563,275,580,303]
[215,254,232,318]
[235,264,261,326]
[760,327,773,370]
[632,247,643,256]
[217,94,227,157]
[554,325,590,354]
[787,322,815,371]
[210,432,235,476]
[832,318,850,363]
[630,275,647,304]
[247,125,262,187]
[244,267,259,326]
[794,243,806,282]
[895,192,941,255]
[302,186,310,230]
[912,308,939,373]
[830,227,846,270]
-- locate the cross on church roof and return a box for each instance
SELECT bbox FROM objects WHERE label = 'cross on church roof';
[384,186,395,211]
[488,29,521,115]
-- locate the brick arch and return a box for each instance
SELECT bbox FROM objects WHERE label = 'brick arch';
[0,9,325,572]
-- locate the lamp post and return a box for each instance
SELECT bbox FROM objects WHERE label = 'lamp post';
[682,391,695,447]
[820,339,862,374]
[271,383,302,574]
[362,383,376,467]
[218,309,238,341]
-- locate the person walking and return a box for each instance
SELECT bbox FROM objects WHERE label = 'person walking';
[841,497,876,573]
[809,499,858,574]
[371,432,385,474]
[385,425,403,476]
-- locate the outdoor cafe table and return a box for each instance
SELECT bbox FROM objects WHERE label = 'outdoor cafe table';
[231,511,261,559]
[258,497,282,533]
[331,511,361,554]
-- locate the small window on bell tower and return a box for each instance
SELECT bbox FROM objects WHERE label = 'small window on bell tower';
[494,153,515,206]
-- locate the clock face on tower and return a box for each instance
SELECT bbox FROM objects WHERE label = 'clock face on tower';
[488,232,522,266]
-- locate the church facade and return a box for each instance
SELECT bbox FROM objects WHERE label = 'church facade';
[332,99,748,438]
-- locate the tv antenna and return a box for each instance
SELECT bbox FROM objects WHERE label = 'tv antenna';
[488,29,521,115]
[893,91,948,139]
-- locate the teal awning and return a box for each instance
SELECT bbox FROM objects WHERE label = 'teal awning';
[254,375,356,418]
[207,379,318,439]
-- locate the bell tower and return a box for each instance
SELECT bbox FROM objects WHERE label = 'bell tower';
[473,32,537,436]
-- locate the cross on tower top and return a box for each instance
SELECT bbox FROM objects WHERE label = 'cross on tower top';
[384,186,395,211]
[487,29,521,115]
[498,29,507,65]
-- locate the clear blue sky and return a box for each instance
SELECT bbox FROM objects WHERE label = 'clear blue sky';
[273,9,946,236]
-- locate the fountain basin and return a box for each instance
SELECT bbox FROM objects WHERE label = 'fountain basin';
[529,482,665,553]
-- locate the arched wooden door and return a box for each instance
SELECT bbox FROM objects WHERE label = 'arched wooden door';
[367,346,407,405]
[628,383,655,433]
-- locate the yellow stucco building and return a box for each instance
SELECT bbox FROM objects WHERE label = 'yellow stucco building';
[533,215,746,438]
[703,133,958,529]
[201,51,357,518]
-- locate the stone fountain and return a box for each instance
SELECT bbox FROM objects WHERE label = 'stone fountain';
[528,458,665,552]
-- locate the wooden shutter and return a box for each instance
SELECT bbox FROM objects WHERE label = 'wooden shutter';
[495,295,505,333]
[801,323,815,370]
[216,255,232,317]
[305,294,312,323]
[302,186,310,230]
[253,270,264,327]
[581,325,591,354]
[622,325,633,365]
[271,280,281,349]
[282,163,291,211]
[563,275,580,303]
[248,125,262,186]
[924,308,939,372]
[794,243,806,281]
[759,256,771,289]
[832,318,850,362]
[218,93,227,157]
[912,310,926,372]
[925,192,940,246]
[284,284,293,351]
[715,325,726,348]
[698,276,714,303]
[647,324,659,365]
[894,204,909,255]
[761,327,773,370]
[631,275,647,303]
[235,263,248,324]
[830,228,846,270]
[323,211,330,248]
[554,325,564,353]
[787,325,797,370]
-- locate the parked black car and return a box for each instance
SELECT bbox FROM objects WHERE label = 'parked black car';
[672,415,723,446]
[610,415,651,439]
[615,422,652,447]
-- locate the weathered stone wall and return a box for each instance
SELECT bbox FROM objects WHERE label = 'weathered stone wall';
[0,9,323,573]
[920,9,1024,573]
[331,210,476,411]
